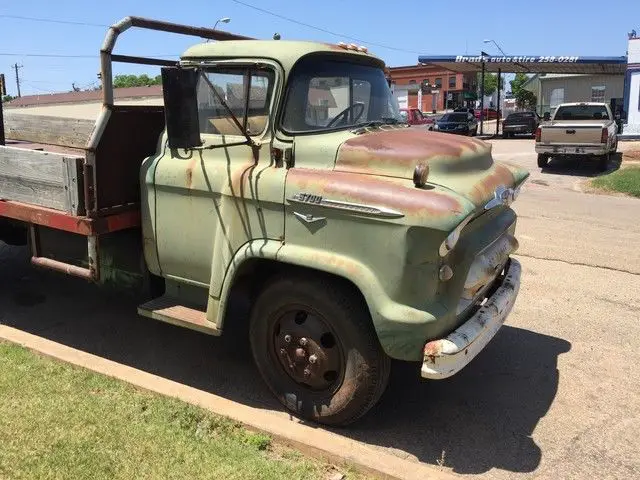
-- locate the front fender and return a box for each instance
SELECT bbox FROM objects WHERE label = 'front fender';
[210,239,437,361]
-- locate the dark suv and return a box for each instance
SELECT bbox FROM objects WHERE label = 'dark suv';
[502,111,541,138]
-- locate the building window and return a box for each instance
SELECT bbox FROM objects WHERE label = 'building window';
[550,88,565,108]
[408,79,416,84]
[591,85,605,103]
[435,78,442,88]
[449,76,456,88]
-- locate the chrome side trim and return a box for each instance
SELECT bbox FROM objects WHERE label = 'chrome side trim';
[287,193,404,219]
[293,212,326,223]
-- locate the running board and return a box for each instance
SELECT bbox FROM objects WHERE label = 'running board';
[137,296,220,336]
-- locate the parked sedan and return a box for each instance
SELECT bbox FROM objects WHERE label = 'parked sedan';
[433,112,479,136]
[502,111,540,138]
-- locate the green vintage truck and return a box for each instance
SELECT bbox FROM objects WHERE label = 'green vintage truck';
[0,17,528,426]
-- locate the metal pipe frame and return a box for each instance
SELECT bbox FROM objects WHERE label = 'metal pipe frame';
[99,15,253,108]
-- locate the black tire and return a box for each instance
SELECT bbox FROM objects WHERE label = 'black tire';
[249,273,390,426]
[537,154,549,168]
[599,153,610,172]
[502,132,508,139]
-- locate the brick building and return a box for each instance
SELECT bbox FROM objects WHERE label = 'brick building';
[388,64,478,113]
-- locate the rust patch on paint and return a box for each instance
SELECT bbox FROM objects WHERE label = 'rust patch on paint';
[467,164,516,205]
[185,157,197,189]
[424,340,442,359]
[288,169,463,216]
[336,128,490,179]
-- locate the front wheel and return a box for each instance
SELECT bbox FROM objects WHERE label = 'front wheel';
[537,154,549,168]
[249,273,390,426]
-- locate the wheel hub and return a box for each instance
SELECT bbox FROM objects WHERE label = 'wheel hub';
[273,308,343,390]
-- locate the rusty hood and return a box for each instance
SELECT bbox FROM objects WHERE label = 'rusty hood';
[334,128,529,209]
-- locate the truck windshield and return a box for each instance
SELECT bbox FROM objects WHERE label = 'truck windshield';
[281,58,402,133]
[554,105,610,121]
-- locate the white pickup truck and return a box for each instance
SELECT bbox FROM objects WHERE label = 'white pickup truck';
[535,102,619,171]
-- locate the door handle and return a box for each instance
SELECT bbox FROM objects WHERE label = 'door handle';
[566,129,576,134]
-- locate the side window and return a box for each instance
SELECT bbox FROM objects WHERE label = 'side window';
[449,76,456,88]
[591,85,605,103]
[197,68,274,136]
[435,77,442,88]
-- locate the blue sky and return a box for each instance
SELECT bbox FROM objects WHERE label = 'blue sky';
[1,0,638,96]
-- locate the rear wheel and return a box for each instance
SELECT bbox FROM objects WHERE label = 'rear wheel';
[537,154,549,168]
[249,273,390,426]
[502,132,509,139]
[599,153,610,172]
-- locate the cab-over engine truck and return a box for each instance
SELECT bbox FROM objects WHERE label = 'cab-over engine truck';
[0,17,529,426]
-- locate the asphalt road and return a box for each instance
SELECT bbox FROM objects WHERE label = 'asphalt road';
[1,139,639,479]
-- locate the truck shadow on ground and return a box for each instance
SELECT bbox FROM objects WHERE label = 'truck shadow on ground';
[0,244,571,476]
[541,153,622,177]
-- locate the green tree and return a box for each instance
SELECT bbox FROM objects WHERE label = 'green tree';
[510,73,537,110]
[476,73,504,97]
[2,94,15,103]
[113,74,162,88]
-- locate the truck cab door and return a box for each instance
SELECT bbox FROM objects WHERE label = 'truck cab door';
[145,64,286,298]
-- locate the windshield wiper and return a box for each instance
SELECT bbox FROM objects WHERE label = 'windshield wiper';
[198,71,258,149]
[353,117,403,129]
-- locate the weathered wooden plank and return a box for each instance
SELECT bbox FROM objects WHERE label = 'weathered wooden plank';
[4,112,94,149]
[0,145,83,213]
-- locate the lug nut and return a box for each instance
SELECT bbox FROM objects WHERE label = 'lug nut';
[279,348,286,356]
[284,335,292,343]
[303,368,311,378]
[308,354,318,364]
[299,337,308,346]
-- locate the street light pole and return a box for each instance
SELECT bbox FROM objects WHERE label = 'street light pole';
[483,39,507,57]
[484,39,507,136]
[213,17,231,30]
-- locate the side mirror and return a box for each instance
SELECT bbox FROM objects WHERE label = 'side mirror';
[543,112,551,121]
[161,67,202,149]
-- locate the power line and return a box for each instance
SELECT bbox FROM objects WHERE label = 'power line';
[1,53,96,58]
[22,81,58,93]
[0,14,107,27]
[1,52,179,59]
[230,0,420,54]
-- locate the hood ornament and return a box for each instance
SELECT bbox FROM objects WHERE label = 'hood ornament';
[484,185,515,210]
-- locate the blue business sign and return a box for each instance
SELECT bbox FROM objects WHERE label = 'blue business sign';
[418,55,628,65]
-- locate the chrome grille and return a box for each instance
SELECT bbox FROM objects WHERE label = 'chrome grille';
[456,233,519,315]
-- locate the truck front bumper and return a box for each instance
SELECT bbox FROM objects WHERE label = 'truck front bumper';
[421,258,521,380]
[535,144,607,156]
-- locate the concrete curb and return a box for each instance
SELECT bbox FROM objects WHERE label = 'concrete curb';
[0,325,456,480]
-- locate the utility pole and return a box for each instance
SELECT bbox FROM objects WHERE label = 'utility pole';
[0,73,5,145]
[480,51,487,135]
[13,63,23,98]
